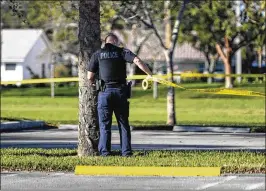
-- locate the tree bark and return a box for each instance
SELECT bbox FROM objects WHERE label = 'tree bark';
[164,50,176,125]
[223,56,233,88]
[130,24,138,86]
[258,49,262,71]
[78,0,101,156]
[207,55,218,84]
[164,0,188,125]
[153,61,158,99]
[216,39,233,89]
[203,55,211,84]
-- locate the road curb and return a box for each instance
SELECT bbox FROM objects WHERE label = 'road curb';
[58,125,174,131]
[58,125,136,131]
[0,120,46,132]
[173,126,251,133]
[75,166,221,176]
[58,125,173,131]
[59,124,252,133]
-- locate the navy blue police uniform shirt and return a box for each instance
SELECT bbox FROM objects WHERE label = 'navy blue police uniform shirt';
[87,44,137,75]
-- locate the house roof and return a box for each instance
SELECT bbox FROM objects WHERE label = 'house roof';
[112,30,206,63]
[1,29,52,63]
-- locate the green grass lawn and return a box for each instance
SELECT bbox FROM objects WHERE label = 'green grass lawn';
[1,148,265,174]
[1,83,265,128]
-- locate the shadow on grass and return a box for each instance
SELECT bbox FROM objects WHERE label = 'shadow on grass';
[3,152,78,157]
[2,149,148,157]
[2,144,264,153]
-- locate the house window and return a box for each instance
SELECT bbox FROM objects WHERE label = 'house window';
[5,63,16,71]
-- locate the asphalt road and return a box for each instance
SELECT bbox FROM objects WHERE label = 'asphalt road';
[1,128,265,151]
[1,172,265,190]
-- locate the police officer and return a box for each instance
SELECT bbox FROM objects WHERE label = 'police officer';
[87,33,153,156]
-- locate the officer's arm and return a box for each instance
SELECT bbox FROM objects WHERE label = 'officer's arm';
[133,57,153,76]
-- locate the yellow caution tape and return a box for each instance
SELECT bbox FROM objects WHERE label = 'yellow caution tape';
[1,75,265,97]
[1,73,265,85]
[173,73,265,78]
[142,79,153,90]
[143,77,265,98]
[1,77,79,85]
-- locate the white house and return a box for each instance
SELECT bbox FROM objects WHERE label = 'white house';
[1,29,53,83]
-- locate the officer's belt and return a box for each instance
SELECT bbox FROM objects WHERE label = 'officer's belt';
[105,83,126,88]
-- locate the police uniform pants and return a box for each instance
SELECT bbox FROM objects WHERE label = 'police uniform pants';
[97,87,132,156]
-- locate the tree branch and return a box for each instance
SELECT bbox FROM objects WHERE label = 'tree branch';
[232,34,260,55]
[231,31,240,44]
[168,0,189,52]
[121,7,153,28]
[135,31,153,55]
[142,0,167,50]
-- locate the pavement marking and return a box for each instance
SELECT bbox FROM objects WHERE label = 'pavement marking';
[245,183,265,190]
[75,166,221,176]
[195,176,237,190]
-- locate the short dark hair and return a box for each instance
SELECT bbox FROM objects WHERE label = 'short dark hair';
[104,33,118,43]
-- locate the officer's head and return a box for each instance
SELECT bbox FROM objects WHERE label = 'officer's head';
[105,33,119,46]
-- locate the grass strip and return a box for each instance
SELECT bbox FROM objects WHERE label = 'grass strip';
[1,148,265,174]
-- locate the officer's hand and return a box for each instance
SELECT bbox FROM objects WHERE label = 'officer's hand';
[146,75,153,81]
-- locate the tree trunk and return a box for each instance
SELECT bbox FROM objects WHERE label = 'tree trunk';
[204,60,209,73]
[130,24,138,86]
[223,57,233,88]
[207,55,217,84]
[164,0,187,125]
[78,0,101,157]
[215,42,233,89]
[153,61,158,99]
[129,64,137,86]
[165,50,176,125]
[258,49,262,72]
[204,58,211,84]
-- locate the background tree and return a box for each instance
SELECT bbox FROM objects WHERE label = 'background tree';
[120,0,189,125]
[179,0,265,88]
[179,6,219,84]
[128,24,153,86]
[4,0,102,156]
[1,0,118,57]
[77,0,101,156]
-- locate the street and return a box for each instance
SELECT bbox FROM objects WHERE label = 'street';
[1,172,265,190]
[1,128,265,151]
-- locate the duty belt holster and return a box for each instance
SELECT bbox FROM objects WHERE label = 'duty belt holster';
[126,81,132,99]
[96,79,106,92]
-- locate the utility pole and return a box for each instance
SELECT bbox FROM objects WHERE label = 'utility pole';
[235,1,242,83]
